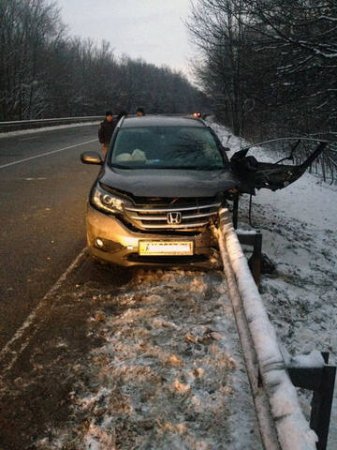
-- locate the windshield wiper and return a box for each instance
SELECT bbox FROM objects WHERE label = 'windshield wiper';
[110,163,147,169]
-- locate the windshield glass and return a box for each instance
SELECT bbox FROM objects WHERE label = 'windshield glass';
[110,126,225,169]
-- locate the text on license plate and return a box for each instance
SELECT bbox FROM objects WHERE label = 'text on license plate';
[139,241,194,256]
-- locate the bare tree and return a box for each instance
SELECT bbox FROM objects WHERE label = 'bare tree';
[0,0,65,119]
[243,0,337,135]
[188,0,337,139]
[0,0,206,121]
[187,0,251,134]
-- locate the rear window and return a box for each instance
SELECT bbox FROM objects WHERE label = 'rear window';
[109,126,225,169]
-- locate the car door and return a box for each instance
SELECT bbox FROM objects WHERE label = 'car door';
[229,138,330,194]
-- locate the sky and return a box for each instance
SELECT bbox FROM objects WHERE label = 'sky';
[57,0,196,79]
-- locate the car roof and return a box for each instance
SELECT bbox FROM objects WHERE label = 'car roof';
[119,115,206,128]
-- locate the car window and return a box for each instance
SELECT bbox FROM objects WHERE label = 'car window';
[110,126,225,169]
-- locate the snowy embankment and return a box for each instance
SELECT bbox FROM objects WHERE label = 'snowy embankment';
[213,120,337,450]
[247,175,337,450]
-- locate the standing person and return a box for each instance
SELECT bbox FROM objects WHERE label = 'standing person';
[98,111,115,157]
[136,107,145,117]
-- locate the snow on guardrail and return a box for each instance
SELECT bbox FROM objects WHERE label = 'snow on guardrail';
[0,116,102,133]
[216,208,318,450]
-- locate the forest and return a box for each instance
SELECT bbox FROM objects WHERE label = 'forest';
[0,0,207,121]
[1,0,336,145]
[188,0,337,141]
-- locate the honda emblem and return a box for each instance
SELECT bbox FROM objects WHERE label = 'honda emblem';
[167,212,182,224]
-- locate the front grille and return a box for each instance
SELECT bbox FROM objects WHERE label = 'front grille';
[124,198,221,231]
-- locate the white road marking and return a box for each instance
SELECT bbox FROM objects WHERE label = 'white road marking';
[19,136,39,141]
[0,248,87,375]
[0,139,97,169]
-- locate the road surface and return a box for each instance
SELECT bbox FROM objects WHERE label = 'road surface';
[0,125,100,349]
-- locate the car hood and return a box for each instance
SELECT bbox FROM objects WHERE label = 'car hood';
[99,167,238,197]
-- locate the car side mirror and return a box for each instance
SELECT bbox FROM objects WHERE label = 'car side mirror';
[80,151,103,165]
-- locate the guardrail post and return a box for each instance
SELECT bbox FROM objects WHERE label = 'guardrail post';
[232,193,239,229]
[287,352,336,450]
[311,352,336,450]
[236,230,262,286]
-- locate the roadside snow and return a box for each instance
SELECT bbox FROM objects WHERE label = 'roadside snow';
[256,173,337,230]
[36,270,262,449]
[211,120,337,449]
[245,180,337,450]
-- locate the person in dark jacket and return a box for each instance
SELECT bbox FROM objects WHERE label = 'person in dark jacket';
[98,111,115,157]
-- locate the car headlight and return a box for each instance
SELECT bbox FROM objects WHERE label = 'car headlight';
[90,184,127,214]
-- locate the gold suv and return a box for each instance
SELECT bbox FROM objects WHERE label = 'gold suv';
[81,115,237,267]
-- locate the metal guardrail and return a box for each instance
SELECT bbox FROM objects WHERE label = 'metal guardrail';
[0,116,102,133]
[0,113,199,133]
[215,208,335,450]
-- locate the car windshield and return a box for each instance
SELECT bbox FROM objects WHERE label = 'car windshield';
[109,126,225,169]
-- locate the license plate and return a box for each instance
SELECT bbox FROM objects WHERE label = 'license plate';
[139,240,194,256]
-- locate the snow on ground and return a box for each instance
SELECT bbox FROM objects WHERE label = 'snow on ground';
[33,120,337,449]
[214,120,337,449]
[35,270,261,449]
[247,178,337,448]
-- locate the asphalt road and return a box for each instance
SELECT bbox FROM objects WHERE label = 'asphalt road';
[0,124,101,349]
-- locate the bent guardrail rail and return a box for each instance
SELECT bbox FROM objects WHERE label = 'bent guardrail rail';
[0,116,102,133]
